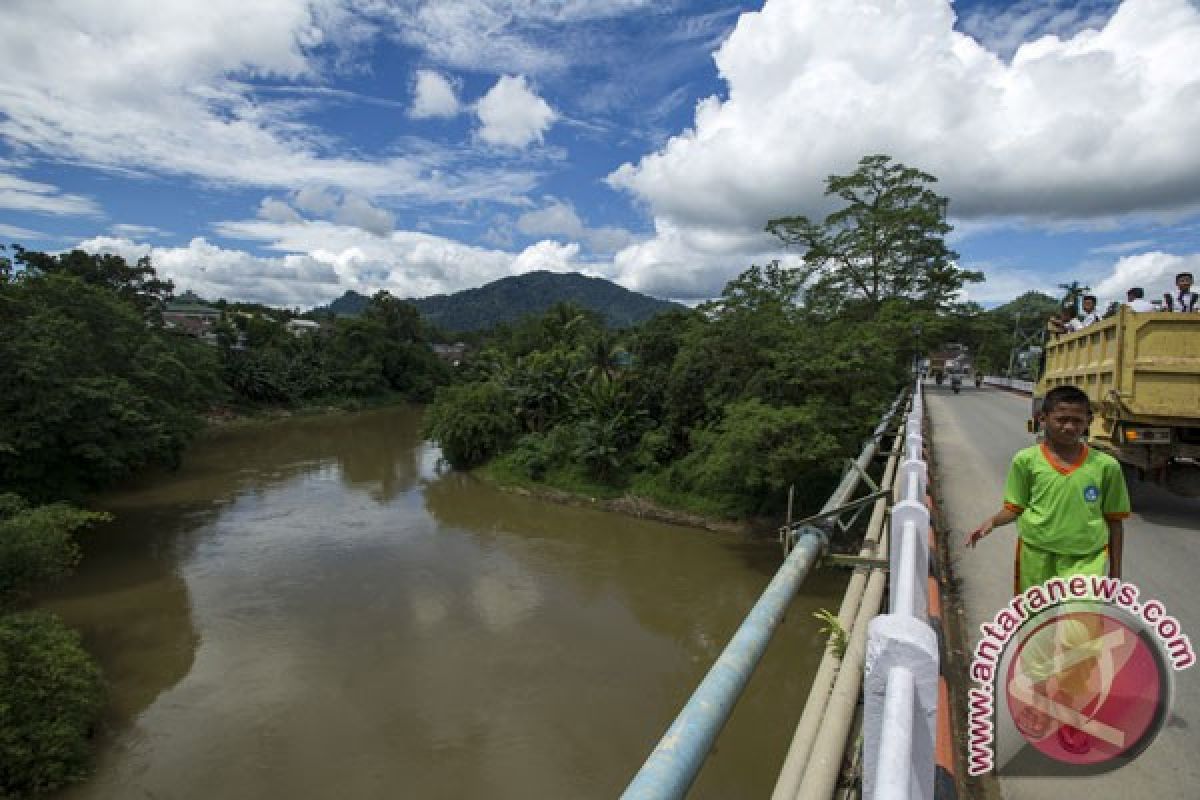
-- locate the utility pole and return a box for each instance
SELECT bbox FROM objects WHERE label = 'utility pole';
[1006,312,1021,378]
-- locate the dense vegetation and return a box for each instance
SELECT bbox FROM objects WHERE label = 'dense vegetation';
[425,155,988,518]
[0,244,449,795]
[318,270,682,331]
[0,245,449,501]
[0,495,107,798]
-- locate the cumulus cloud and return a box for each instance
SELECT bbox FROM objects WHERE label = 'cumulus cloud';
[510,239,583,275]
[258,197,305,224]
[205,216,603,302]
[516,199,585,239]
[259,189,394,235]
[293,187,341,216]
[335,193,396,236]
[515,197,635,254]
[78,235,345,308]
[1093,251,1200,302]
[0,0,538,207]
[476,75,556,148]
[0,173,100,216]
[612,219,802,300]
[607,0,1200,297]
[410,69,462,118]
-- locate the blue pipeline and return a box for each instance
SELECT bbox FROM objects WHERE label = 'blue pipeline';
[620,389,908,800]
[620,528,827,800]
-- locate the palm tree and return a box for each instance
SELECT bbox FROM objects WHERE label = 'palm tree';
[1056,280,1091,311]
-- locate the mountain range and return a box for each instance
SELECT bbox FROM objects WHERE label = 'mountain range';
[317,271,682,331]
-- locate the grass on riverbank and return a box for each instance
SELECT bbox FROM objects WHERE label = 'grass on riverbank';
[203,391,411,430]
[478,453,770,534]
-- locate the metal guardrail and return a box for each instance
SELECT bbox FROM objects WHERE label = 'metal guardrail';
[620,391,908,800]
[982,376,1034,393]
[862,381,938,800]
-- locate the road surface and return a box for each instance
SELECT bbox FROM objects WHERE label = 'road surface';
[927,382,1200,799]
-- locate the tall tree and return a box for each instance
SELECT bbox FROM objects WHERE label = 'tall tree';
[12,246,174,319]
[765,154,980,312]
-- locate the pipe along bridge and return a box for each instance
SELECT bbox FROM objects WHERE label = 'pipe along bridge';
[622,380,951,800]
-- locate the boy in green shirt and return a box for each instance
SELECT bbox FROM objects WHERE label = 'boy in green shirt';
[968,385,1131,753]
[968,385,1131,591]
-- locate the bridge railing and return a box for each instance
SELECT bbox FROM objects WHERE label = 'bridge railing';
[982,376,1034,393]
[619,391,909,800]
[862,380,938,800]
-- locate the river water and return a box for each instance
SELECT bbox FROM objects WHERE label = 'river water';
[41,407,846,799]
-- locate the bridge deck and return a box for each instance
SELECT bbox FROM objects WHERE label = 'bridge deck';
[928,382,1200,799]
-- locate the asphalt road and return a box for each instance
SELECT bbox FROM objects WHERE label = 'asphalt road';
[926,382,1200,800]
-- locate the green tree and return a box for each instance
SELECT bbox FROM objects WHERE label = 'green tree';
[0,497,108,797]
[0,272,222,499]
[0,495,108,608]
[0,611,104,798]
[424,382,521,468]
[667,399,842,515]
[766,154,980,312]
[12,246,174,320]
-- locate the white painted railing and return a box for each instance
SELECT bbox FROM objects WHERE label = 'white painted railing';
[862,381,938,800]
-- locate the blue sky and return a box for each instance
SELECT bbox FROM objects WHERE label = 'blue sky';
[2,0,1198,309]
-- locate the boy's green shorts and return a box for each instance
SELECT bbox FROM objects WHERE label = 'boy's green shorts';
[1015,539,1108,594]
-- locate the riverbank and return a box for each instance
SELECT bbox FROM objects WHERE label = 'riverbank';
[201,392,411,431]
[475,458,777,536]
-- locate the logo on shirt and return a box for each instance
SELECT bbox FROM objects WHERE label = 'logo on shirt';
[1083,485,1100,503]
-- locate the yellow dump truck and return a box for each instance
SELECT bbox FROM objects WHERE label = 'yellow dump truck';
[1032,307,1200,497]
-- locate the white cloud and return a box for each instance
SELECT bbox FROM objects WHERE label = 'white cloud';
[111,223,169,238]
[377,0,656,75]
[516,199,585,239]
[259,189,394,235]
[77,235,345,308]
[515,197,635,254]
[207,216,596,301]
[1093,251,1200,302]
[475,75,556,148]
[962,266,1057,306]
[1088,239,1157,255]
[0,0,537,206]
[293,187,341,216]
[334,193,395,236]
[0,223,46,240]
[510,240,583,275]
[612,219,802,300]
[410,69,461,118]
[0,173,101,216]
[607,0,1200,298]
[258,197,305,224]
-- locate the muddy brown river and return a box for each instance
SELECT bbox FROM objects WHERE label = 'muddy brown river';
[40,406,846,799]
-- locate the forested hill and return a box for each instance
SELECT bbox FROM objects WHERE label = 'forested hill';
[318,271,682,330]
